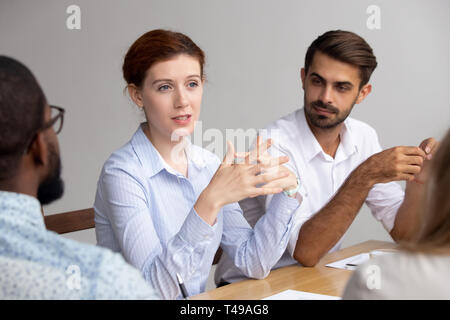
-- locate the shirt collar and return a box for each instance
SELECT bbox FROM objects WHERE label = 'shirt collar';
[184,138,207,170]
[336,119,358,161]
[130,124,205,179]
[0,191,45,231]
[297,108,358,163]
[296,108,324,162]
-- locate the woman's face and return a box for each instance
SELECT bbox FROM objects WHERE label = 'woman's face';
[135,54,203,142]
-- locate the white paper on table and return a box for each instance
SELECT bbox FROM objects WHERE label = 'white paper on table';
[325,250,397,270]
[325,252,371,270]
[263,289,340,300]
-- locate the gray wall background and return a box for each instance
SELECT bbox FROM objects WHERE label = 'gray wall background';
[1,0,449,253]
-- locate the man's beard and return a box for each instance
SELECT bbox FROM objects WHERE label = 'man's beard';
[37,144,64,205]
[304,97,355,129]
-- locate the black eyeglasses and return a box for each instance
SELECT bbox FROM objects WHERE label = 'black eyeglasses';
[44,105,65,134]
[23,105,65,154]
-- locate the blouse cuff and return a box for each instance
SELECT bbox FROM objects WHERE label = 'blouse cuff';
[269,192,301,219]
[177,206,217,247]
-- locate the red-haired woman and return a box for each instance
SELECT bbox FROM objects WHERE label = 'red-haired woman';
[94,29,301,299]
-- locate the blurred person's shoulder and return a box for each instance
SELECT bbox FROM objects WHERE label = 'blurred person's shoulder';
[343,250,450,299]
[24,231,158,299]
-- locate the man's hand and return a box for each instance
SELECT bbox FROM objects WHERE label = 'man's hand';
[414,137,439,184]
[294,138,439,265]
[357,146,427,186]
[390,137,439,241]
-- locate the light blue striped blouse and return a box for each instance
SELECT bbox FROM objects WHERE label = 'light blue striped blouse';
[94,124,300,299]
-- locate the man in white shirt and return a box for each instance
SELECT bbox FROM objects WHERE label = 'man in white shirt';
[215,30,438,285]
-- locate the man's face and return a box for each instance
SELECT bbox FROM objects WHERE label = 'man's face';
[37,105,64,205]
[301,51,370,130]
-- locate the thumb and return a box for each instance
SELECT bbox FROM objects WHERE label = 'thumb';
[419,138,432,154]
[223,140,235,165]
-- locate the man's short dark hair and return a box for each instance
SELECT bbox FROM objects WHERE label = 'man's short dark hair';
[0,56,46,180]
[304,30,378,88]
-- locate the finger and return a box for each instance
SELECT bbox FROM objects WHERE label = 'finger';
[398,146,427,158]
[419,138,438,160]
[419,138,436,153]
[388,173,415,183]
[258,138,273,155]
[401,173,416,182]
[223,140,235,165]
[249,163,263,175]
[429,140,439,153]
[400,164,422,175]
[248,186,283,198]
[259,164,285,176]
[402,155,424,167]
[258,155,290,169]
[246,138,273,164]
[233,151,251,164]
[253,170,289,186]
[261,179,285,190]
[234,151,250,158]
[246,135,262,165]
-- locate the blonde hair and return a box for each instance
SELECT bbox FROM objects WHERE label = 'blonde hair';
[403,129,450,254]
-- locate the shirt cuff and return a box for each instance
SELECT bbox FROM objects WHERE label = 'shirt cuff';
[268,192,301,219]
[286,213,305,257]
[177,206,217,246]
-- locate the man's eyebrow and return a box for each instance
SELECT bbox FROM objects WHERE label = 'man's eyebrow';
[335,81,354,87]
[310,72,325,81]
[310,72,354,87]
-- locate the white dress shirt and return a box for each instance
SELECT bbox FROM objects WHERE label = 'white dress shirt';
[215,107,404,284]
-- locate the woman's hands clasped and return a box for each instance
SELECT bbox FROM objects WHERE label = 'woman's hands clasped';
[194,137,298,225]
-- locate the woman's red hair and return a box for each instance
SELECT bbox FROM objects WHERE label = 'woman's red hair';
[123,29,205,88]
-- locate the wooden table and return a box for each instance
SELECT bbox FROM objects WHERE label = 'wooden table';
[191,240,396,300]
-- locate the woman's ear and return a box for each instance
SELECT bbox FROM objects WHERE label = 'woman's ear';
[127,84,144,108]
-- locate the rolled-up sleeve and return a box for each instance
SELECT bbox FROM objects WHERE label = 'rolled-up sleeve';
[366,182,404,232]
[363,129,405,232]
